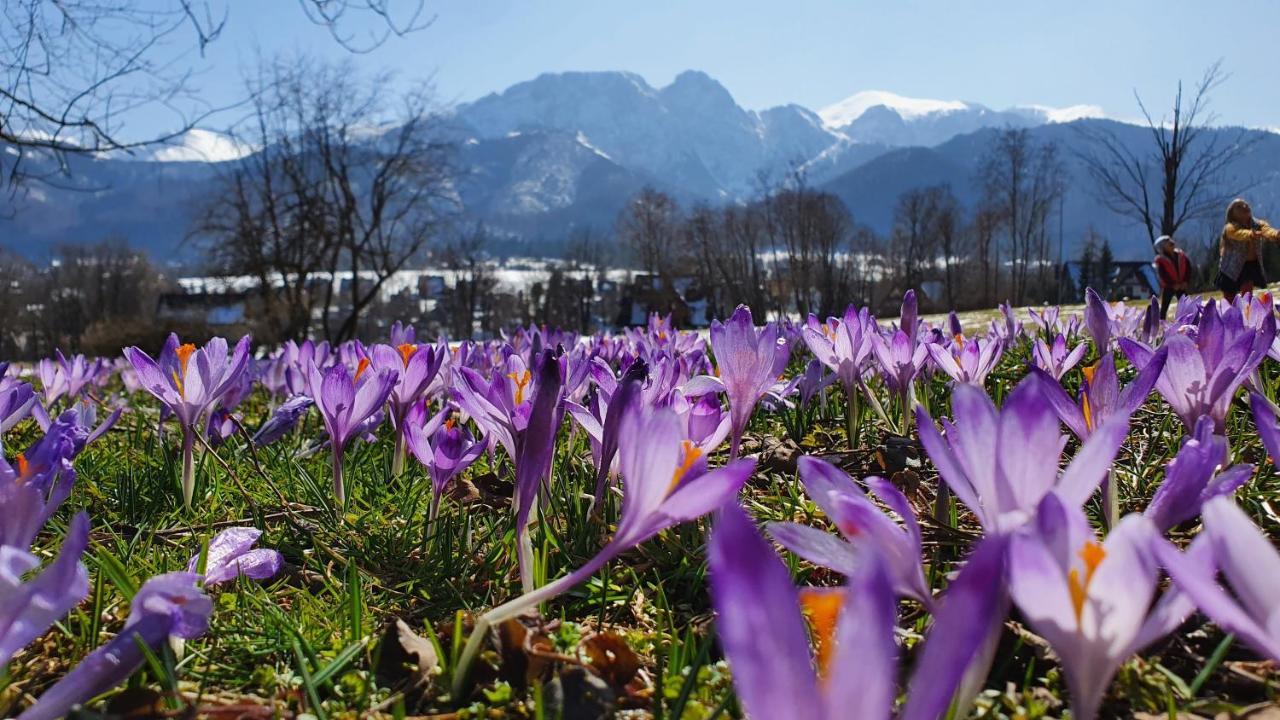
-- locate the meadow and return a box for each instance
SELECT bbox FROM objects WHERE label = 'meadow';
[4,288,1280,720]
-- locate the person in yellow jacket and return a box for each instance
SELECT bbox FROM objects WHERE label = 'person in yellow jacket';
[1218,198,1280,299]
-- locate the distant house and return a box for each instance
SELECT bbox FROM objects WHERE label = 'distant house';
[616,274,704,328]
[156,292,248,327]
[1059,261,1159,302]
[417,274,446,298]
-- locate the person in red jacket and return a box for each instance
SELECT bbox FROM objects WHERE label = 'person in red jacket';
[1153,235,1193,319]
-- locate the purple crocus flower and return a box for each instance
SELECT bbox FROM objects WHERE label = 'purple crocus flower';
[404,402,486,522]
[802,305,873,393]
[1154,495,1280,663]
[793,358,835,408]
[17,572,212,720]
[457,348,565,592]
[1084,287,1112,352]
[453,357,533,461]
[0,513,90,666]
[204,358,256,449]
[768,456,932,606]
[1145,416,1253,533]
[369,342,446,477]
[1142,295,1162,344]
[709,501,1009,720]
[706,305,787,458]
[1033,350,1166,442]
[1121,300,1275,431]
[186,527,283,587]
[675,391,732,455]
[916,377,1128,533]
[389,320,416,347]
[1028,304,1062,336]
[451,404,755,698]
[34,351,100,408]
[251,395,315,446]
[1250,392,1280,468]
[1030,334,1088,381]
[925,333,1002,387]
[33,400,122,450]
[899,288,919,339]
[0,415,84,549]
[872,328,928,414]
[566,359,648,506]
[1008,494,1186,720]
[124,334,253,509]
[307,358,397,509]
[990,301,1021,349]
[0,378,36,449]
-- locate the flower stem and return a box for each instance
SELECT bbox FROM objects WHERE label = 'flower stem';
[517,516,535,595]
[450,548,613,702]
[332,445,346,511]
[180,427,196,511]
[846,386,861,449]
[391,431,407,478]
[1102,468,1118,531]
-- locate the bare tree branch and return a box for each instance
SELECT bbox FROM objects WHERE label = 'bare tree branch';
[1075,60,1257,244]
[1,0,435,192]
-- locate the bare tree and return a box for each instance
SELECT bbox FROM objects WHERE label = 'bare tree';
[1076,61,1256,244]
[1,0,432,190]
[0,249,36,357]
[438,223,497,340]
[616,187,683,278]
[931,187,965,309]
[2,239,173,357]
[194,56,457,343]
[971,203,1001,305]
[700,203,773,318]
[979,128,1065,304]
[763,170,855,317]
[892,187,940,292]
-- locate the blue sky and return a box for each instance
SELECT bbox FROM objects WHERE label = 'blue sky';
[141,0,1279,137]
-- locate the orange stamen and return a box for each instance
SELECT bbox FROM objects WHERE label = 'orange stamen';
[175,343,196,371]
[15,453,30,482]
[354,357,371,382]
[444,418,456,431]
[397,343,417,367]
[799,589,845,680]
[666,440,703,497]
[507,370,532,405]
[1081,364,1097,431]
[1067,541,1106,621]
[172,343,196,397]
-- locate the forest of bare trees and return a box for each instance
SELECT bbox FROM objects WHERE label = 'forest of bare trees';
[613,127,1071,320]
[192,56,457,344]
[2,0,432,189]
[0,24,1249,350]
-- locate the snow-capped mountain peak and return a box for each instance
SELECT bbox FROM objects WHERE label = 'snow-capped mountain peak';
[1020,103,1107,123]
[819,90,970,128]
[146,129,255,163]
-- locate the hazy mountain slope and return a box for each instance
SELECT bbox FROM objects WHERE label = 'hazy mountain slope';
[3,70,1276,263]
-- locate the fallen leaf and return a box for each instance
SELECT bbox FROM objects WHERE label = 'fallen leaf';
[497,618,558,687]
[374,617,440,699]
[104,687,169,719]
[581,633,640,690]
[544,666,616,720]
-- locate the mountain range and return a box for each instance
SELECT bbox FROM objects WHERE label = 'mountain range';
[3,70,1279,263]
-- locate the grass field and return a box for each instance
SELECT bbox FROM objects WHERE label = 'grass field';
[5,298,1280,720]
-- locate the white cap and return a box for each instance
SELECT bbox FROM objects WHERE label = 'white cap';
[1154,235,1173,250]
